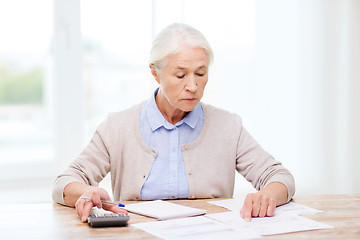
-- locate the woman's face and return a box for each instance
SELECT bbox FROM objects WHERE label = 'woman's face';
[152,46,209,113]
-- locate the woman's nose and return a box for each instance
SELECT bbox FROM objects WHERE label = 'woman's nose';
[185,76,197,92]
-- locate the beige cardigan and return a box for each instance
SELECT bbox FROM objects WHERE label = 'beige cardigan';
[52,103,295,205]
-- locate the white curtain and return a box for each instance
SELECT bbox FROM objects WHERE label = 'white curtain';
[298,0,360,194]
[235,0,360,196]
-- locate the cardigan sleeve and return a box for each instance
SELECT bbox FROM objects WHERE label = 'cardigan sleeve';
[52,115,112,205]
[235,117,295,202]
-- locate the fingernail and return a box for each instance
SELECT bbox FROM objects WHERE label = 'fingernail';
[245,217,251,222]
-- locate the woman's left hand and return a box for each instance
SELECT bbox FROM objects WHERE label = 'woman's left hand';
[240,182,288,221]
[240,192,276,222]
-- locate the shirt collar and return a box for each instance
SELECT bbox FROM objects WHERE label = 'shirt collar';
[146,88,202,131]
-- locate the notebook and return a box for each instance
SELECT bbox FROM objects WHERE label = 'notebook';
[124,200,207,220]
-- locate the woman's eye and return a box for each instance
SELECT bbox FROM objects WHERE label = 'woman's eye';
[177,75,185,79]
[196,73,205,77]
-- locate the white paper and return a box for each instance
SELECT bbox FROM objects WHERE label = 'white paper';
[207,198,323,216]
[207,198,245,212]
[206,211,333,236]
[133,216,261,240]
[275,202,323,215]
[124,200,206,220]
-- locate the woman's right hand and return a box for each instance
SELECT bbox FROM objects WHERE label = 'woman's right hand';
[71,185,127,222]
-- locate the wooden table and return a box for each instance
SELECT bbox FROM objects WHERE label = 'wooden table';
[1,195,359,239]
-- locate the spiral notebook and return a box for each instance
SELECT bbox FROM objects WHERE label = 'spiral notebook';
[124,200,207,220]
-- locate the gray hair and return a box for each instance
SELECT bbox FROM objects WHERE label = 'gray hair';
[149,23,214,70]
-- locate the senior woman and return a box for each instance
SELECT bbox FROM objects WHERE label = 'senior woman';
[52,23,295,223]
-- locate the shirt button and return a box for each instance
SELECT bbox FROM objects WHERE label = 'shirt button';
[172,196,175,199]
[172,127,176,130]
[172,173,176,177]
[171,148,176,152]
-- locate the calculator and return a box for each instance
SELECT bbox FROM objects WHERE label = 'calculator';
[87,208,130,228]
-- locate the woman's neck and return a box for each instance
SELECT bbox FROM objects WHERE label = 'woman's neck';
[155,92,188,125]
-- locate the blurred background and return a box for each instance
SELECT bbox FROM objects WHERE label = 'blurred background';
[0,0,359,203]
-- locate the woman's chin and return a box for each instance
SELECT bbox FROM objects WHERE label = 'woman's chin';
[179,104,197,112]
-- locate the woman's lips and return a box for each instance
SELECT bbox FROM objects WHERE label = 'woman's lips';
[183,98,196,101]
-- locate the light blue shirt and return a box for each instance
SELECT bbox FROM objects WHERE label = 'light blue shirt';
[139,88,204,200]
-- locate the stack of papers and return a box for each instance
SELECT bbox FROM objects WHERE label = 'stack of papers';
[124,200,206,220]
[134,215,261,240]
[206,211,332,236]
[131,199,333,240]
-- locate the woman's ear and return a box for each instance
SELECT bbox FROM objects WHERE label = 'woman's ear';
[150,64,160,84]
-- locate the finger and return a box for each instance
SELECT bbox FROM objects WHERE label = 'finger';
[241,196,253,222]
[258,197,269,218]
[266,199,276,217]
[75,198,85,218]
[91,191,103,209]
[251,197,261,217]
[81,200,94,222]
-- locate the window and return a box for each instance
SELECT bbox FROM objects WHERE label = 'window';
[81,0,154,139]
[0,0,54,181]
